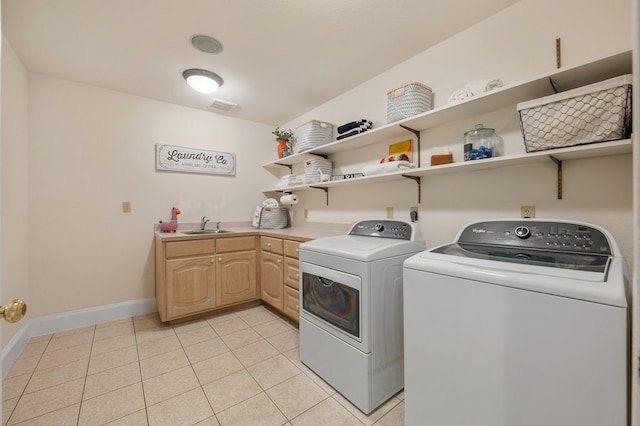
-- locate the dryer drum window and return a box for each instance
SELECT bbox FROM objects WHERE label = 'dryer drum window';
[302,272,360,338]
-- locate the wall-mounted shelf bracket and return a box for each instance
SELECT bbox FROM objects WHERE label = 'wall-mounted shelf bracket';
[402,175,422,204]
[399,125,420,138]
[549,155,562,200]
[309,186,329,206]
[273,163,293,173]
[400,125,421,167]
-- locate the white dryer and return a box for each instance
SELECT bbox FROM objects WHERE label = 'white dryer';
[403,219,628,426]
[299,219,426,414]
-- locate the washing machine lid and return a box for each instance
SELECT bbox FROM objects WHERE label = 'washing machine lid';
[299,219,426,262]
[432,242,610,273]
[403,219,628,307]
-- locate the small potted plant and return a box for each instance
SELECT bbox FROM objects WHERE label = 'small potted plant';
[272,127,295,158]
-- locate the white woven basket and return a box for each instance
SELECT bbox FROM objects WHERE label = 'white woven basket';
[386,81,433,123]
[295,120,334,153]
[258,207,289,229]
[304,159,332,184]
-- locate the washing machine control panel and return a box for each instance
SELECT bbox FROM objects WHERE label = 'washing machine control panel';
[458,220,612,255]
[349,220,413,240]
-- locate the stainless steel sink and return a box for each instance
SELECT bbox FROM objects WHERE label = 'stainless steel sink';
[182,229,232,234]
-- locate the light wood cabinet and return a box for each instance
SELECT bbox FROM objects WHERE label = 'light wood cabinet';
[259,236,303,321]
[216,236,258,307]
[166,255,216,320]
[260,250,284,310]
[156,235,258,321]
[282,240,301,321]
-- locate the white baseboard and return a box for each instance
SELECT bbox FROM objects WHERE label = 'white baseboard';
[2,298,157,378]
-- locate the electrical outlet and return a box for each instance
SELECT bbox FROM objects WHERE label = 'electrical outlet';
[386,207,394,218]
[304,209,308,219]
[122,201,132,213]
[520,205,535,218]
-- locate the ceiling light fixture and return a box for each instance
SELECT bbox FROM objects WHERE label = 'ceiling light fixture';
[183,69,223,94]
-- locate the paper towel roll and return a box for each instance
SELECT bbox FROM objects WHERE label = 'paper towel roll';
[280,194,299,205]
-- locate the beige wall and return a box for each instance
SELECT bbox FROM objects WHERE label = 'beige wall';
[25,74,274,319]
[282,0,634,266]
[1,39,275,345]
[1,37,30,347]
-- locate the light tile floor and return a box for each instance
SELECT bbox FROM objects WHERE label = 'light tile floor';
[2,305,404,425]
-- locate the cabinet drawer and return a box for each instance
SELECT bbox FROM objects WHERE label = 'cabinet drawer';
[260,236,283,254]
[216,236,256,253]
[284,257,300,290]
[283,286,300,322]
[165,239,215,258]
[283,240,302,259]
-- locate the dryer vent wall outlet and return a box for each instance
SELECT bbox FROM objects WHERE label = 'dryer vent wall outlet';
[520,205,535,218]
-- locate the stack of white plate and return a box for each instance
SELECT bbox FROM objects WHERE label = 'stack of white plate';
[304,159,333,184]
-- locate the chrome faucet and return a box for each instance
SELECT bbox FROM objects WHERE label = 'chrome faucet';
[200,216,210,230]
[216,221,221,232]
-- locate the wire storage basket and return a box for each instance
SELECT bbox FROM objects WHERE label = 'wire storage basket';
[257,207,290,229]
[294,120,334,153]
[517,74,632,153]
[386,81,433,123]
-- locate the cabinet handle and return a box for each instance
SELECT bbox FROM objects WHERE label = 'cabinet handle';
[295,248,299,253]
[212,258,216,263]
[277,259,281,264]
[295,273,299,278]
[218,257,222,262]
[267,243,271,247]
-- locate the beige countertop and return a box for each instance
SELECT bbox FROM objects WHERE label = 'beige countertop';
[154,221,351,242]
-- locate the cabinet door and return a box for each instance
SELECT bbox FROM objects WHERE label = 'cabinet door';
[216,251,258,307]
[260,250,284,310]
[166,256,216,320]
[283,286,300,322]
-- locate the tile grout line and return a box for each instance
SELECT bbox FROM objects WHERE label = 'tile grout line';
[134,316,160,426]
[76,324,98,425]
[177,317,222,425]
[4,334,53,425]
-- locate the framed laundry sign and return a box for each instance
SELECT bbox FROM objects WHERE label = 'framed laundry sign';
[156,144,236,176]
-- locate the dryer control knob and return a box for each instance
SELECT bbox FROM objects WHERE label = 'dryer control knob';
[514,226,531,239]
[374,223,385,232]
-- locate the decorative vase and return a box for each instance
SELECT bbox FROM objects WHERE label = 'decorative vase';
[277,139,289,159]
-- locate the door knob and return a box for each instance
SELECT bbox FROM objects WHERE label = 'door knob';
[0,299,26,323]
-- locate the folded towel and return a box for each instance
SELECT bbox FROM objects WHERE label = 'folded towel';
[337,129,365,140]
[252,206,262,227]
[448,79,504,104]
[274,179,303,190]
[337,119,372,134]
[447,87,474,104]
[336,122,373,140]
[362,160,414,176]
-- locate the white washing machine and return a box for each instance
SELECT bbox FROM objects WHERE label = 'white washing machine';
[403,219,629,426]
[299,219,426,414]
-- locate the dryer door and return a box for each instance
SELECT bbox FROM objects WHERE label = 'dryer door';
[299,261,364,347]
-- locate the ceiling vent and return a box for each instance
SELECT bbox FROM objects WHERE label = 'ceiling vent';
[208,98,238,111]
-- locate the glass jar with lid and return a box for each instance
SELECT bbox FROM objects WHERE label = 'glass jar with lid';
[463,124,504,161]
